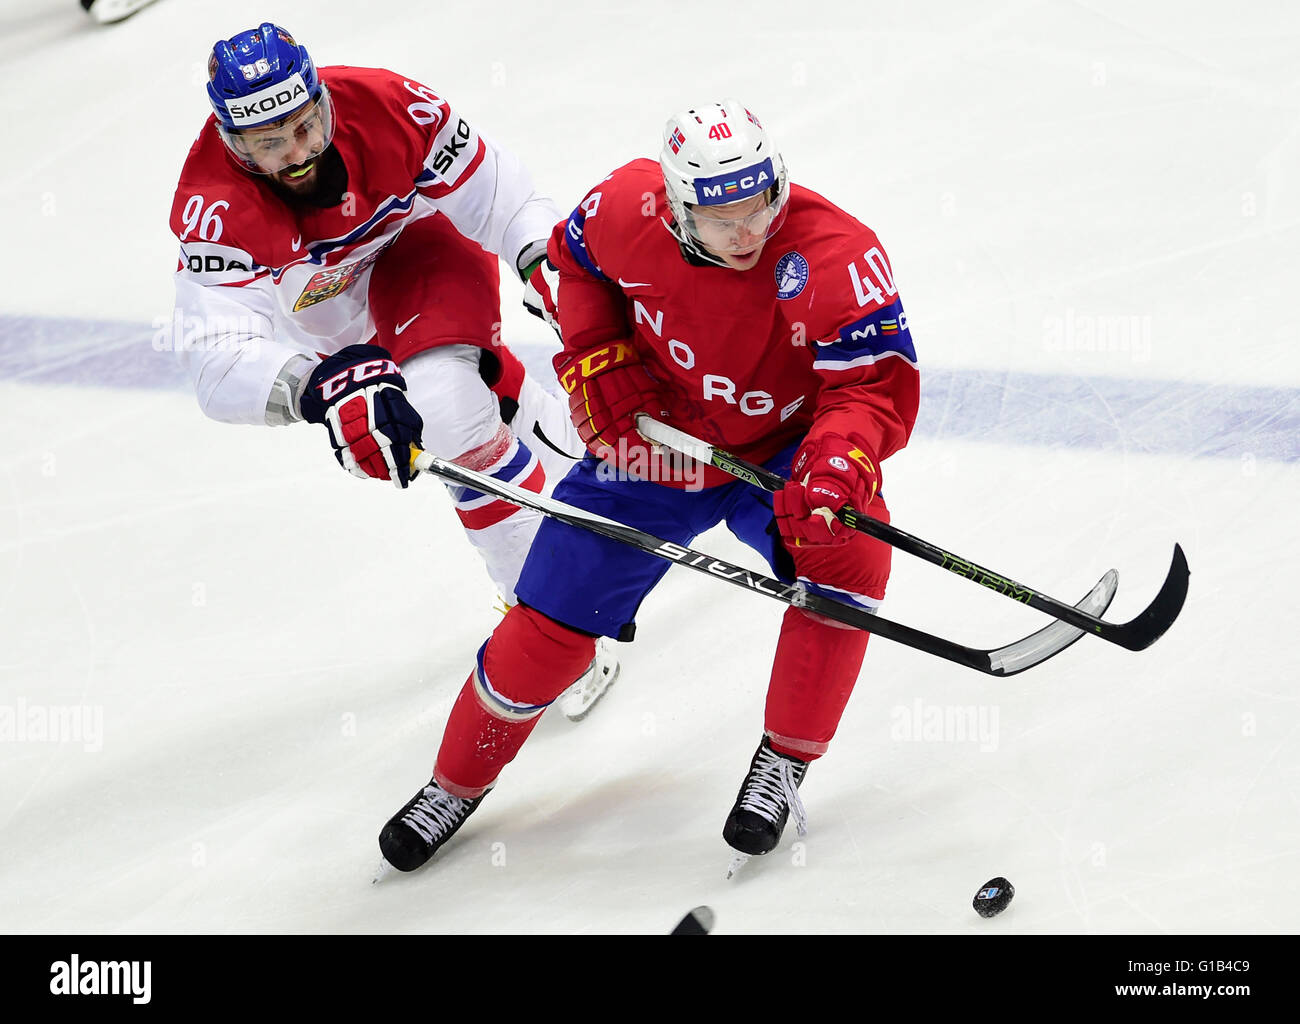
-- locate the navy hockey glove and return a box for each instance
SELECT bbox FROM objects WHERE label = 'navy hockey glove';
[299,344,424,489]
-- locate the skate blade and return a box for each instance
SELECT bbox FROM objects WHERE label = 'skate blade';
[559,658,620,721]
[725,851,751,880]
[371,859,396,884]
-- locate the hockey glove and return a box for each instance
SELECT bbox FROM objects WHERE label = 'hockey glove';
[774,433,881,546]
[521,256,559,334]
[554,340,668,465]
[299,344,424,489]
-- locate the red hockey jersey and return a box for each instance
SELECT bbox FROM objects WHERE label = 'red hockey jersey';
[548,159,919,488]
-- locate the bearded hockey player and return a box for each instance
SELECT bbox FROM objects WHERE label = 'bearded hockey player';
[378,100,918,874]
[167,23,615,717]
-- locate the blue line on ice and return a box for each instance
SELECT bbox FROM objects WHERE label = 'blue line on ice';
[3,313,1295,463]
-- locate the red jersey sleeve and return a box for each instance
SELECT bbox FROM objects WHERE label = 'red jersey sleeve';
[546,177,631,358]
[791,231,919,462]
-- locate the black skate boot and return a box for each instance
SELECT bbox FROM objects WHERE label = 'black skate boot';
[378,778,488,872]
[723,736,810,864]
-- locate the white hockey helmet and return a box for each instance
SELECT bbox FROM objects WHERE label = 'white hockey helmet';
[660,100,789,260]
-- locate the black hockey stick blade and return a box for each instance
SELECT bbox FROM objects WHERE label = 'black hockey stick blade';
[411,449,1114,677]
[1097,542,1188,651]
[670,906,715,935]
[635,416,1187,653]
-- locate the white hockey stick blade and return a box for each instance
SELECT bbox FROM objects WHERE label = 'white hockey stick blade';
[986,568,1118,675]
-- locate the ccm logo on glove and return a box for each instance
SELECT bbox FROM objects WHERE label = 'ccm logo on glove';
[557,341,638,395]
[299,344,424,489]
[553,340,668,467]
[315,357,401,402]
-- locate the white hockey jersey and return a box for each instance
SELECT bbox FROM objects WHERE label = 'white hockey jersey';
[167,65,559,424]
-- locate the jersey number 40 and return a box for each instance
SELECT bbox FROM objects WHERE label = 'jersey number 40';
[847,247,897,309]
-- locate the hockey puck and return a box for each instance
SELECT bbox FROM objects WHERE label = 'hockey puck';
[670,906,715,935]
[973,877,1014,918]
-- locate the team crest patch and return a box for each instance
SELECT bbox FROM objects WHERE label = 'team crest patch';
[775,252,809,300]
[292,242,390,311]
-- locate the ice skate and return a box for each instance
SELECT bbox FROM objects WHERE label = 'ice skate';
[82,0,163,24]
[556,637,620,721]
[722,736,809,862]
[378,778,487,872]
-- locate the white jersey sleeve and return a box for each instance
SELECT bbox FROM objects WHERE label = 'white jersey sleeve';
[411,99,561,277]
[172,271,318,426]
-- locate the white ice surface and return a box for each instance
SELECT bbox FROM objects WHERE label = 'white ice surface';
[0,0,1297,934]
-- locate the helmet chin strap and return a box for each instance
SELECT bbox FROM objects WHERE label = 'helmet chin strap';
[659,215,731,269]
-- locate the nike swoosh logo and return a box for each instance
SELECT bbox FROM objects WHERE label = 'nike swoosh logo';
[617,278,652,288]
[291,235,303,252]
[394,314,420,335]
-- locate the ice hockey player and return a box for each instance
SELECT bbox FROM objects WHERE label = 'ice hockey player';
[378,100,919,873]
[167,23,615,717]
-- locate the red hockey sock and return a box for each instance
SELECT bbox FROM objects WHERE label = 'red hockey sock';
[481,343,527,405]
[434,605,595,795]
[764,607,870,761]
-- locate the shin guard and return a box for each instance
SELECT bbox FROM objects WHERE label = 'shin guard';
[434,605,596,794]
[764,606,870,761]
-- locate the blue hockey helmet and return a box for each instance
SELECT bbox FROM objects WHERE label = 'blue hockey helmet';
[205,23,335,174]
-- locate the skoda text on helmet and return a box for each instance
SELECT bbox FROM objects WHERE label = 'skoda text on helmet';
[659,100,790,266]
[206,23,336,175]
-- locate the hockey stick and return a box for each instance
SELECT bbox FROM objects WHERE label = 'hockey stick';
[411,447,1117,677]
[634,415,1188,652]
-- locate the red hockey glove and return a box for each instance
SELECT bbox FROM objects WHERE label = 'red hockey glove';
[299,344,424,489]
[554,340,668,464]
[774,433,881,547]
